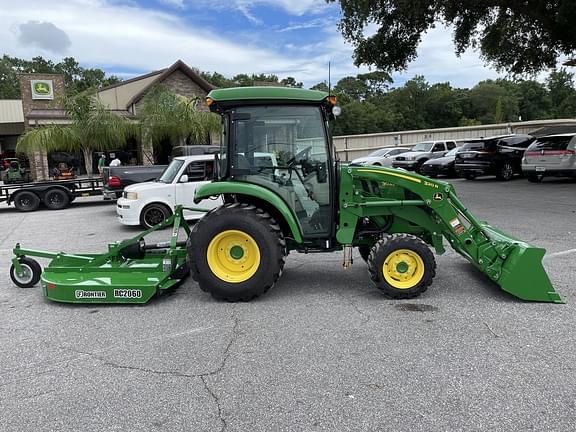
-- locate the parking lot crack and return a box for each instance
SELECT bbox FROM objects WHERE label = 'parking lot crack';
[196,311,239,432]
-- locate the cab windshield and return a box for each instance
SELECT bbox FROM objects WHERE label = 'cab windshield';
[158,159,184,183]
[229,105,332,237]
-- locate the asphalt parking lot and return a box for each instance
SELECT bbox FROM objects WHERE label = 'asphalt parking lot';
[1,177,575,432]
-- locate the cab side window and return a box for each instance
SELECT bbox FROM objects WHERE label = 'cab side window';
[447,141,456,150]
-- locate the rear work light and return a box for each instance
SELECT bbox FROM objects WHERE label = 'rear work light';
[108,176,121,188]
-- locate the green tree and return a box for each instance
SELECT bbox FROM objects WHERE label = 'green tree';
[310,82,329,92]
[467,80,519,123]
[280,77,303,88]
[17,92,135,175]
[0,55,121,98]
[201,71,234,88]
[137,85,220,150]
[515,80,552,120]
[328,0,576,74]
[547,69,576,118]
[385,76,430,130]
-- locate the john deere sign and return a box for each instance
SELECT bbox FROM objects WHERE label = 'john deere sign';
[30,80,54,100]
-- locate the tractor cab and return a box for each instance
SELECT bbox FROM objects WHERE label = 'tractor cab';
[206,87,338,242]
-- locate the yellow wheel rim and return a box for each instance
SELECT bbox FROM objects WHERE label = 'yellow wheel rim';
[382,249,425,289]
[207,230,261,283]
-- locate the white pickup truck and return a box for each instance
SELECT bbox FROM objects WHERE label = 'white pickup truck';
[116,155,223,228]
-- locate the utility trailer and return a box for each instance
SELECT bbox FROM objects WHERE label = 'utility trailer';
[0,177,103,212]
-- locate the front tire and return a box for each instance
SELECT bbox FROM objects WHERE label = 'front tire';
[10,257,42,288]
[140,203,172,229]
[368,234,436,299]
[496,162,514,181]
[187,203,286,301]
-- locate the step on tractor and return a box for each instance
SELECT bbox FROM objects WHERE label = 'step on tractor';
[10,87,561,304]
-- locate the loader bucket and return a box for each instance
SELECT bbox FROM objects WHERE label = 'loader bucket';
[478,224,562,303]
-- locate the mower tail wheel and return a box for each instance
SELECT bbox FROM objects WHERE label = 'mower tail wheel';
[187,203,286,302]
[44,189,70,210]
[368,233,436,299]
[10,257,42,288]
[13,191,40,212]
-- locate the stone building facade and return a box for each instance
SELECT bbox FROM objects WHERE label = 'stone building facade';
[18,74,66,180]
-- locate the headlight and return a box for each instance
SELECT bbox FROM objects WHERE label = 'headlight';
[125,192,138,200]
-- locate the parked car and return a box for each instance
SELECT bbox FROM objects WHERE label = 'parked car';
[455,134,534,181]
[392,140,457,173]
[102,165,168,200]
[420,146,462,178]
[116,155,222,228]
[522,133,576,182]
[351,147,412,166]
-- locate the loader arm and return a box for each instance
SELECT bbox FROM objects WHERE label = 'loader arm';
[338,165,561,303]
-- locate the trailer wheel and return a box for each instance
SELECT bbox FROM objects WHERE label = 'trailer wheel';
[140,203,172,229]
[368,234,436,299]
[187,203,286,302]
[10,257,42,288]
[13,191,40,212]
[44,189,70,210]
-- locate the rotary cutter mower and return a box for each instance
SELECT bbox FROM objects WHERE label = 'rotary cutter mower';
[9,206,195,304]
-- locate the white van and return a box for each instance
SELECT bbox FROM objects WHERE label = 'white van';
[116,155,223,228]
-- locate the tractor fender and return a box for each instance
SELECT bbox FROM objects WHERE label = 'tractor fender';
[194,182,303,243]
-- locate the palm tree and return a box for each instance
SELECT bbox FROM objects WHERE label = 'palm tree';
[137,84,220,153]
[17,92,137,176]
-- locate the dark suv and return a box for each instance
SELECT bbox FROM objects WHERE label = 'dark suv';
[454,134,535,181]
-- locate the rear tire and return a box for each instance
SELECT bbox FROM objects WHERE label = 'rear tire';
[10,257,42,288]
[368,234,436,299]
[187,203,286,302]
[463,172,476,180]
[496,162,514,181]
[44,189,70,210]
[527,174,543,183]
[140,203,172,229]
[415,160,427,174]
[13,191,40,212]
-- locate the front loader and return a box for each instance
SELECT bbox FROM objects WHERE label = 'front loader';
[9,87,561,305]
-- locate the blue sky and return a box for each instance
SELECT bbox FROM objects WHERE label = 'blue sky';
[0,0,506,89]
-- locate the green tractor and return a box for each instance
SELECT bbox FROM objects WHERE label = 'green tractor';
[186,87,560,303]
[2,159,30,184]
[9,87,561,305]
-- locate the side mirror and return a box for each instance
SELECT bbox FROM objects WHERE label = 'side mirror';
[179,174,188,183]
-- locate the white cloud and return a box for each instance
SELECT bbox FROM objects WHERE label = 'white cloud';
[158,0,184,8]
[0,0,509,90]
[393,25,503,88]
[188,0,329,17]
[0,0,315,79]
